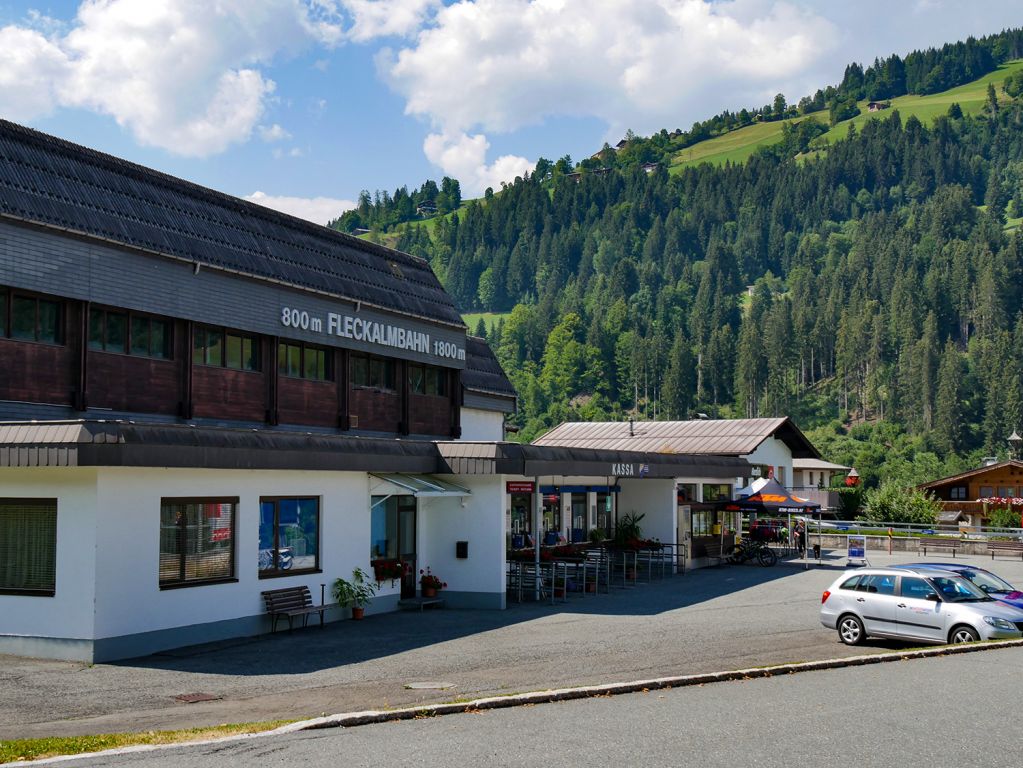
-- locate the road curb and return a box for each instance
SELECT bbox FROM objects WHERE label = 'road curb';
[8,639,1022,766]
[291,637,1023,732]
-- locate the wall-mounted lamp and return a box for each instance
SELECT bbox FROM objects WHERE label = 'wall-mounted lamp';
[192,262,201,275]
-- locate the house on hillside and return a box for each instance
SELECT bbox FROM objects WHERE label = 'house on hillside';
[640,162,659,174]
[918,460,1023,530]
[416,201,437,216]
[867,100,891,112]
[614,139,629,150]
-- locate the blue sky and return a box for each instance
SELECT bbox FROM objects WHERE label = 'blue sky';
[1,1,1021,223]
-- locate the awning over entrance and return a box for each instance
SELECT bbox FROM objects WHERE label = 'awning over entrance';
[370,473,472,497]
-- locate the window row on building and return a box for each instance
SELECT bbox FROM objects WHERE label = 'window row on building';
[1,494,436,597]
[0,285,457,435]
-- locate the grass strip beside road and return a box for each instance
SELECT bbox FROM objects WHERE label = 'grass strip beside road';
[0,720,295,764]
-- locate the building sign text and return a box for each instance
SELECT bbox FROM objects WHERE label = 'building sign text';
[280,306,465,361]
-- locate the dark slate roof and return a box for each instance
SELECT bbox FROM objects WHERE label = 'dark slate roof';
[462,335,517,400]
[0,119,463,327]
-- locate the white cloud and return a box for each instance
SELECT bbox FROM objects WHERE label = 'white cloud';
[424,131,532,193]
[0,0,346,156]
[260,123,292,141]
[245,190,356,224]
[339,0,440,42]
[0,26,70,121]
[381,0,840,191]
[385,0,837,137]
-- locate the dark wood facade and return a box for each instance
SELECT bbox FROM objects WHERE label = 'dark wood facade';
[0,288,459,438]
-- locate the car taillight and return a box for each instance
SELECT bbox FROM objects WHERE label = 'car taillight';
[821,590,831,604]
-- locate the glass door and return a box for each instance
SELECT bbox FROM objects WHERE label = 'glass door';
[398,497,417,599]
[570,493,587,542]
[542,493,561,544]
[370,495,418,598]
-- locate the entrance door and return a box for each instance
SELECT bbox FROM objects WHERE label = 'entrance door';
[570,493,587,542]
[398,497,417,599]
[371,494,418,599]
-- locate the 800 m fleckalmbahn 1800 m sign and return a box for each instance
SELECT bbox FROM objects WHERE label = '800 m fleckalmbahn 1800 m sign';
[280,307,465,362]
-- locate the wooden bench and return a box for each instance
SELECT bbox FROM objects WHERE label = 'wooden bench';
[987,540,1023,561]
[917,537,962,557]
[261,586,334,632]
[700,541,730,563]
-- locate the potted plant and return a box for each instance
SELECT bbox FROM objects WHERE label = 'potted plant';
[419,566,446,598]
[332,567,377,620]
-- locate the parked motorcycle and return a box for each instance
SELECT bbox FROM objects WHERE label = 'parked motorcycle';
[258,547,293,571]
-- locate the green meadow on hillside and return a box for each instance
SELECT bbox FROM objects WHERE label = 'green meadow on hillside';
[816,58,1023,143]
[670,60,1023,171]
[462,312,510,334]
[669,113,827,172]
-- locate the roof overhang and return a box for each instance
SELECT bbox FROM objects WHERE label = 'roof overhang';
[436,441,750,479]
[919,460,1023,490]
[0,421,439,472]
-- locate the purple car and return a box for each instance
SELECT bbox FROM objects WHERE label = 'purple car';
[894,563,1023,610]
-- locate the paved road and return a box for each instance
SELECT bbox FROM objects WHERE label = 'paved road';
[4,550,1023,740]
[46,646,1023,768]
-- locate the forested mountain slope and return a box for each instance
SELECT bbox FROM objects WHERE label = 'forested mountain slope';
[340,31,1023,487]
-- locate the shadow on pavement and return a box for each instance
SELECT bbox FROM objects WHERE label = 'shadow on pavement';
[116,559,826,677]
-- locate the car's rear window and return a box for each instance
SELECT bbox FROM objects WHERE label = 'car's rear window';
[840,575,861,590]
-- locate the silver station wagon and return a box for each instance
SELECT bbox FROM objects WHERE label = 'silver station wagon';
[820,567,1023,646]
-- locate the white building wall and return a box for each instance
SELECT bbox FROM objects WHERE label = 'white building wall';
[0,467,98,656]
[745,437,794,486]
[418,476,505,609]
[459,408,505,441]
[92,467,371,642]
[618,479,677,546]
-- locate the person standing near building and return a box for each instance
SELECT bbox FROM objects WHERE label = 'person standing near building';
[794,519,806,556]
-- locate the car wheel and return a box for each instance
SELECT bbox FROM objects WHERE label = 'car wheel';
[838,614,865,645]
[757,547,778,567]
[949,625,979,644]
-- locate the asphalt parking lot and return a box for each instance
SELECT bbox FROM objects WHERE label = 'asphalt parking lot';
[4,548,1023,740]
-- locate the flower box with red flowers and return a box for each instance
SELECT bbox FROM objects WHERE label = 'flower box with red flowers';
[371,558,405,582]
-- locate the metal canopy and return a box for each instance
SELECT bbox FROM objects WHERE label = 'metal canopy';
[370,473,471,497]
[436,440,750,479]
